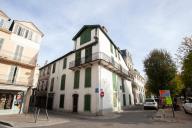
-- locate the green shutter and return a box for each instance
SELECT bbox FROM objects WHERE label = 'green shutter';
[123,94,126,106]
[59,94,64,108]
[50,78,54,91]
[63,58,67,69]
[0,38,4,50]
[80,28,92,45]
[110,43,113,53]
[75,51,81,66]
[8,66,16,83]
[74,70,80,89]
[84,95,91,111]
[112,73,117,91]
[85,67,91,88]
[60,74,66,90]
[85,46,92,63]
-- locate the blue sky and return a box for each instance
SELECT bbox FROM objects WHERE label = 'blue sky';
[1,0,192,76]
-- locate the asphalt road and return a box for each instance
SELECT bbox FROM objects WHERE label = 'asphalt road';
[26,110,192,128]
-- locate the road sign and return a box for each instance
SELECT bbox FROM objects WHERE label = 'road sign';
[100,91,104,97]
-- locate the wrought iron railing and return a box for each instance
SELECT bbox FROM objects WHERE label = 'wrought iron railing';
[69,52,133,77]
[0,49,36,66]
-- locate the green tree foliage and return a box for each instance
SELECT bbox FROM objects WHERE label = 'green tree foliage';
[144,49,176,96]
[169,74,184,96]
[181,52,192,88]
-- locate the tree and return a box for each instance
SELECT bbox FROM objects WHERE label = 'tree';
[169,74,184,96]
[144,49,176,96]
[176,36,192,65]
[181,52,192,88]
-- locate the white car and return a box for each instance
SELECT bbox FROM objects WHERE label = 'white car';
[144,98,158,110]
[183,98,192,114]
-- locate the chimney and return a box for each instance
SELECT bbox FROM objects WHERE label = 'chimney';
[101,26,108,33]
[44,60,48,65]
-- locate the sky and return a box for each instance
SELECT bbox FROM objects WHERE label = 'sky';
[1,0,192,76]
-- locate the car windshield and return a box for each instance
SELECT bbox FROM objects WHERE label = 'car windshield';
[145,99,154,102]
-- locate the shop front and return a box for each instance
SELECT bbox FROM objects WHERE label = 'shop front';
[0,84,28,115]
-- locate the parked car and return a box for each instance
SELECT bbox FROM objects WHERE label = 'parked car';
[183,98,192,114]
[144,98,158,110]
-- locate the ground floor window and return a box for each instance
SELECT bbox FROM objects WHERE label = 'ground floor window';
[123,94,126,106]
[0,93,14,110]
[84,94,91,111]
[59,94,64,108]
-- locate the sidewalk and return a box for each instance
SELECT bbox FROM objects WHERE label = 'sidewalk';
[0,113,70,128]
[153,108,192,123]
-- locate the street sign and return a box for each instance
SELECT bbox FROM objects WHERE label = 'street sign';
[100,91,104,97]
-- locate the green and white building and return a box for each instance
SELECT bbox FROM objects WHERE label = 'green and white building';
[36,25,144,115]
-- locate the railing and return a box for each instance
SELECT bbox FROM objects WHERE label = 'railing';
[69,52,133,78]
[0,74,32,86]
[0,49,36,66]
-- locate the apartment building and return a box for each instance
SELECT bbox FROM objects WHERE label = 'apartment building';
[132,69,145,104]
[0,10,43,115]
[121,49,145,104]
[36,25,143,115]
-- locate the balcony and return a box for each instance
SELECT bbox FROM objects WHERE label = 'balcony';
[0,50,36,68]
[69,52,133,79]
[0,74,32,86]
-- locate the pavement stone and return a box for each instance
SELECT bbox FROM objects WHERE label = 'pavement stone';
[0,113,70,128]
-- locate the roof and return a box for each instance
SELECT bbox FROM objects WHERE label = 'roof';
[72,25,121,52]
[0,10,10,20]
[14,20,44,37]
[39,50,75,70]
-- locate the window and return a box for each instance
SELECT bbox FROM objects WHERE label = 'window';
[25,30,29,38]
[74,70,80,89]
[112,73,117,91]
[59,94,64,108]
[63,58,67,69]
[110,43,113,53]
[84,94,91,111]
[85,46,92,63]
[0,38,4,50]
[75,50,81,66]
[123,94,126,106]
[80,28,92,45]
[17,27,24,36]
[14,45,24,61]
[8,66,18,83]
[0,19,4,28]
[28,31,33,40]
[115,49,117,57]
[50,78,54,92]
[85,67,91,88]
[52,63,56,73]
[121,79,125,92]
[60,74,66,90]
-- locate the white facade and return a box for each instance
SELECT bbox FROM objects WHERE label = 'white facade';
[37,25,137,115]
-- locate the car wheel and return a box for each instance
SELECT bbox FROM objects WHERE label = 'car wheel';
[184,108,188,114]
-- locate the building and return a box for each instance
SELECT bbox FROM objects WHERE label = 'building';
[132,69,145,104]
[121,49,145,104]
[0,10,43,115]
[36,25,143,115]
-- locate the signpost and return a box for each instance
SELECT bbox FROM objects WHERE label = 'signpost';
[159,90,175,118]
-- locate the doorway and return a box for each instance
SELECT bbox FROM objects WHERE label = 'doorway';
[73,94,78,112]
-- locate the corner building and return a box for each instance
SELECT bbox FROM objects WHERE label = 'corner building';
[38,25,135,114]
[0,10,43,115]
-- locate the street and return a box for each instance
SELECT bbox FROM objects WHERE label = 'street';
[24,109,191,128]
